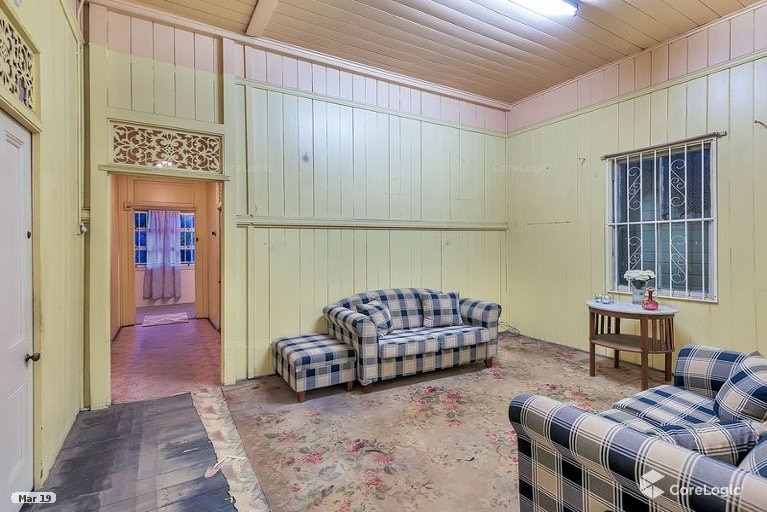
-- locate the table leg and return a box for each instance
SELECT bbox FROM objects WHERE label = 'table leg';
[665,352,673,382]
[665,318,674,382]
[589,312,596,377]
[614,350,620,368]
[640,318,649,390]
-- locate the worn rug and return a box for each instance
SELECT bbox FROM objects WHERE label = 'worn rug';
[223,335,662,512]
[141,312,189,327]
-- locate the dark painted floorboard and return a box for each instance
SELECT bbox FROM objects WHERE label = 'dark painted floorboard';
[22,393,236,512]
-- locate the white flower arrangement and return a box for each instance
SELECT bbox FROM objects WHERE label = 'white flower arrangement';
[624,269,656,282]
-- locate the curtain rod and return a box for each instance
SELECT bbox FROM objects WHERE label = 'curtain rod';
[601,131,726,161]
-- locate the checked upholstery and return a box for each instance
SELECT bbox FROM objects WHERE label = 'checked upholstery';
[510,344,767,512]
[324,288,501,386]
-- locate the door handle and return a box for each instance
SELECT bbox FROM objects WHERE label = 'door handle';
[24,352,41,363]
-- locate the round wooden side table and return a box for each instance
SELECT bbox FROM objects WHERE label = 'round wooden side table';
[586,300,679,390]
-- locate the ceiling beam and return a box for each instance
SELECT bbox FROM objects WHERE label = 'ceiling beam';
[246,0,279,37]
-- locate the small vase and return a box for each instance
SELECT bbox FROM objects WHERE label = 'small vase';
[631,280,647,304]
[642,288,659,311]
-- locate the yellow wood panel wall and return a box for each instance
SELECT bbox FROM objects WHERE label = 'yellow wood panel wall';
[232,84,508,377]
[10,0,85,485]
[86,3,509,403]
[241,86,507,223]
[507,56,767,365]
[244,228,507,377]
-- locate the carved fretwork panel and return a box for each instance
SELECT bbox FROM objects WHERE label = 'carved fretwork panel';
[0,8,35,111]
[112,123,222,173]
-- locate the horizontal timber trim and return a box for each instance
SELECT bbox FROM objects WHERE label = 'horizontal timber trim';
[0,90,42,133]
[107,109,227,136]
[236,215,508,231]
[100,163,230,181]
[509,47,767,137]
[235,79,507,137]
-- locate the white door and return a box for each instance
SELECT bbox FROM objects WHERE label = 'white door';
[0,110,33,510]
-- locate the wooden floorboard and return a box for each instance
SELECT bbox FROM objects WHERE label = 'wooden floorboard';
[22,393,235,512]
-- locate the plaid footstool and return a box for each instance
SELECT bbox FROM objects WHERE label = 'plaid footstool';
[273,333,357,402]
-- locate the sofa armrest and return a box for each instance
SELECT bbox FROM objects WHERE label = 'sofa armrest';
[673,344,750,398]
[509,394,767,511]
[323,305,377,338]
[459,298,501,329]
[323,305,379,385]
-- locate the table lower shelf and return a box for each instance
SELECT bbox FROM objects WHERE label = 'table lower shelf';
[590,333,673,354]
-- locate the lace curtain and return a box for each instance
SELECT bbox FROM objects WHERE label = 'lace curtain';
[143,210,182,299]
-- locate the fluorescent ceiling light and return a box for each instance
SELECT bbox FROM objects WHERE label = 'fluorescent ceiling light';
[512,0,579,17]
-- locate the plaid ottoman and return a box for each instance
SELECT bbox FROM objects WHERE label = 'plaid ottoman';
[273,333,357,402]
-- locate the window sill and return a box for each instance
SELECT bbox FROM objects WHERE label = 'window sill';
[608,290,718,305]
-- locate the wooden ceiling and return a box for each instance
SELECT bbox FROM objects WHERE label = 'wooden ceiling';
[130,0,760,103]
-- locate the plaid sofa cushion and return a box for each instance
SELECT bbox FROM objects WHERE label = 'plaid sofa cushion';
[674,344,750,398]
[715,354,767,422]
[416,325,490,350]
[378,330,440,359]
[609,384,718,427]
[356,300,393,335]
[650,421,762,465]
[422,291,463,328]
[337,288,436,330]
[739,434,767,477]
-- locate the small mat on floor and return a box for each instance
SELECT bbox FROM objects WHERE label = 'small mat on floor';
[142,312,189,327]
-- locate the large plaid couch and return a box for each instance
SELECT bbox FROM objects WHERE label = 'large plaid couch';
[323,288,501,388]
[509,345,767,512]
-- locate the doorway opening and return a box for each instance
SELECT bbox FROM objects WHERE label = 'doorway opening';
[110,175,221,404]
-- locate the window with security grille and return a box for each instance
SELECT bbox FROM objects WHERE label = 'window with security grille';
[606,137,717,301]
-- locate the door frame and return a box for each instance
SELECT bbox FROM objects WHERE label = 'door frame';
[112,174,221,329]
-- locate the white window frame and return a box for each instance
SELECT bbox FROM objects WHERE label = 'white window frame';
[603,134,721,303]
[179,212,195,266]
[134,210,196,268]
[134,210,148,268]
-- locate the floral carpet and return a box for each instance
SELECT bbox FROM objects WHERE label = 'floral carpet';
[222,334,667,512]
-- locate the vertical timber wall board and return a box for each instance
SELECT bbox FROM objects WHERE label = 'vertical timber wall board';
[506,55,767,365]
[238,84,508,378]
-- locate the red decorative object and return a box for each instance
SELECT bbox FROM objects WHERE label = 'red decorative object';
[642,288,659,311]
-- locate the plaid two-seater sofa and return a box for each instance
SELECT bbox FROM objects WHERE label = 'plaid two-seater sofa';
[509,345,767,512]
[323,288,501,389]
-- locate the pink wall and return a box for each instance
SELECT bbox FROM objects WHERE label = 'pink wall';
[89,6,220,75]
[507,3,767,133]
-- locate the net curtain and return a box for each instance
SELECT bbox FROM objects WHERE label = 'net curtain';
[143,210,182,299]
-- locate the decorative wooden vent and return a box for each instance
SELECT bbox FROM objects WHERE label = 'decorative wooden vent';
[0,8,35,111]
[112,123,222,173]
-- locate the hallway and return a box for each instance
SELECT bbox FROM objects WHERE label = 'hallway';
[111,319,221,404]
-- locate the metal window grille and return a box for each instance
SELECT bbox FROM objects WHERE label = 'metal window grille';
[134,211,196,267]
[605,137,717,301]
